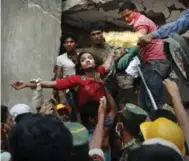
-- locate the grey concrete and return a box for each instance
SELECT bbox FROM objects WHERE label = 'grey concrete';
[1,0,61,110]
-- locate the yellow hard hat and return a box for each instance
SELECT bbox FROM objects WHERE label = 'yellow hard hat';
[140,117,185,155]
[56,104,72,113]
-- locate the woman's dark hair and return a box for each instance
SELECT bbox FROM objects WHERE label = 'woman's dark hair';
[1,105,9,123]
[75,51,101,75]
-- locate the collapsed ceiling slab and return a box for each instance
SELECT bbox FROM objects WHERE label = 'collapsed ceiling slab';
[61,0,186,29]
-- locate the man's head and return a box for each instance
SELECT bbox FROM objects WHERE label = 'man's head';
[1,105,13,129]
[9,114,73,161]
[10,104,32,124]
[1,105,14,151]
[119,1,138,24]
[64,122,90,161]
[80,101,99,129]
[115,104,148,147]
[56,104,72,122]
[89,23,105,46]
[61,32,77,52]
[127,138,183,161]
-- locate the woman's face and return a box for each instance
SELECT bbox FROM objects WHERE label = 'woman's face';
[63,37,76,52]
[80,53,96,70]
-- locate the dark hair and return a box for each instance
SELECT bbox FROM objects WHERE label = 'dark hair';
[119,1,137,13]
[14,113,32,124]
[58,32,77,55]
[149,109,177,123]
[120,115,140,137]
[127,144,183,161]
[1,105,9,123]
[80,101,99,129]
[61,32,77,43]
[75,51,101,75]
[9,114,73,161]
[87,22,105,33]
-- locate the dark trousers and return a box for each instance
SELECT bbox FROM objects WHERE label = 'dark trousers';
[139,63,166,112]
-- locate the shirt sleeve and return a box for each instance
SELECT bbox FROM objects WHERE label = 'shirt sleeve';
[97,66,105,76]
[135,20,149,34]
[152,13,189,39]
[89,148,105,161]
[56,56,62,67]
[56,75,80,90]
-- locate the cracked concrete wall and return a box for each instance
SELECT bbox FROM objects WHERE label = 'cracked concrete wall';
[133,0,186,23]
[1,0,61,110]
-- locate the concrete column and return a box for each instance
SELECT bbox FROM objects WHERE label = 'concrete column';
[1,0,61,110]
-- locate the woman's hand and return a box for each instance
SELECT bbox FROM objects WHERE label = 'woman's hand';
[10,81,29,90]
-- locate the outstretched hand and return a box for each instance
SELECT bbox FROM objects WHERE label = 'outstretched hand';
[10,81,28,90]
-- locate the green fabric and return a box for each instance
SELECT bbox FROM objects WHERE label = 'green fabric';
[117,46,139,70]
[120,103,148,125]
[119,138,141,161]
[121,138,140,150]
[64,122,89,147]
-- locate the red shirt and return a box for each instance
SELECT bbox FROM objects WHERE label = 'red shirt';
[56,66,105,111]
[133,13,166,62]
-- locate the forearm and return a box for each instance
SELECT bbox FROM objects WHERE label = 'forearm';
[90,116,104,150]
[103,54,114,71]
[26,81,56,88]
[171,94,189,138]
[152,17,189,39]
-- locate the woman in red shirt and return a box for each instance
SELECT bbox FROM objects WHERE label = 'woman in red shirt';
[10,51,114,111]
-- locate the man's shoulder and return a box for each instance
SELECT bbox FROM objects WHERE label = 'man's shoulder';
[135,14,155,26]
[57,53,67,59]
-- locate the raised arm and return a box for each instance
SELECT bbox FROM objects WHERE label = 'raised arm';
[152,11,189,39]
[90,97,107,150]
[163,79,189,149]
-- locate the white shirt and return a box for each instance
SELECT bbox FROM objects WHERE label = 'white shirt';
[125,56,141,78]
[56,52,77,77]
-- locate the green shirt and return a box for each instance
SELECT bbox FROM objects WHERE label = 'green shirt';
[119,139,141,161]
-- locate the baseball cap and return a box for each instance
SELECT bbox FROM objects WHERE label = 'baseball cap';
[56,104,72,113]
[10,104,31,120]
[64,122,89,148]
[140,117,185,155]
[119,103,148,125]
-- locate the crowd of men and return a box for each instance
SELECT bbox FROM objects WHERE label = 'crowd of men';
[1,1,189,161]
